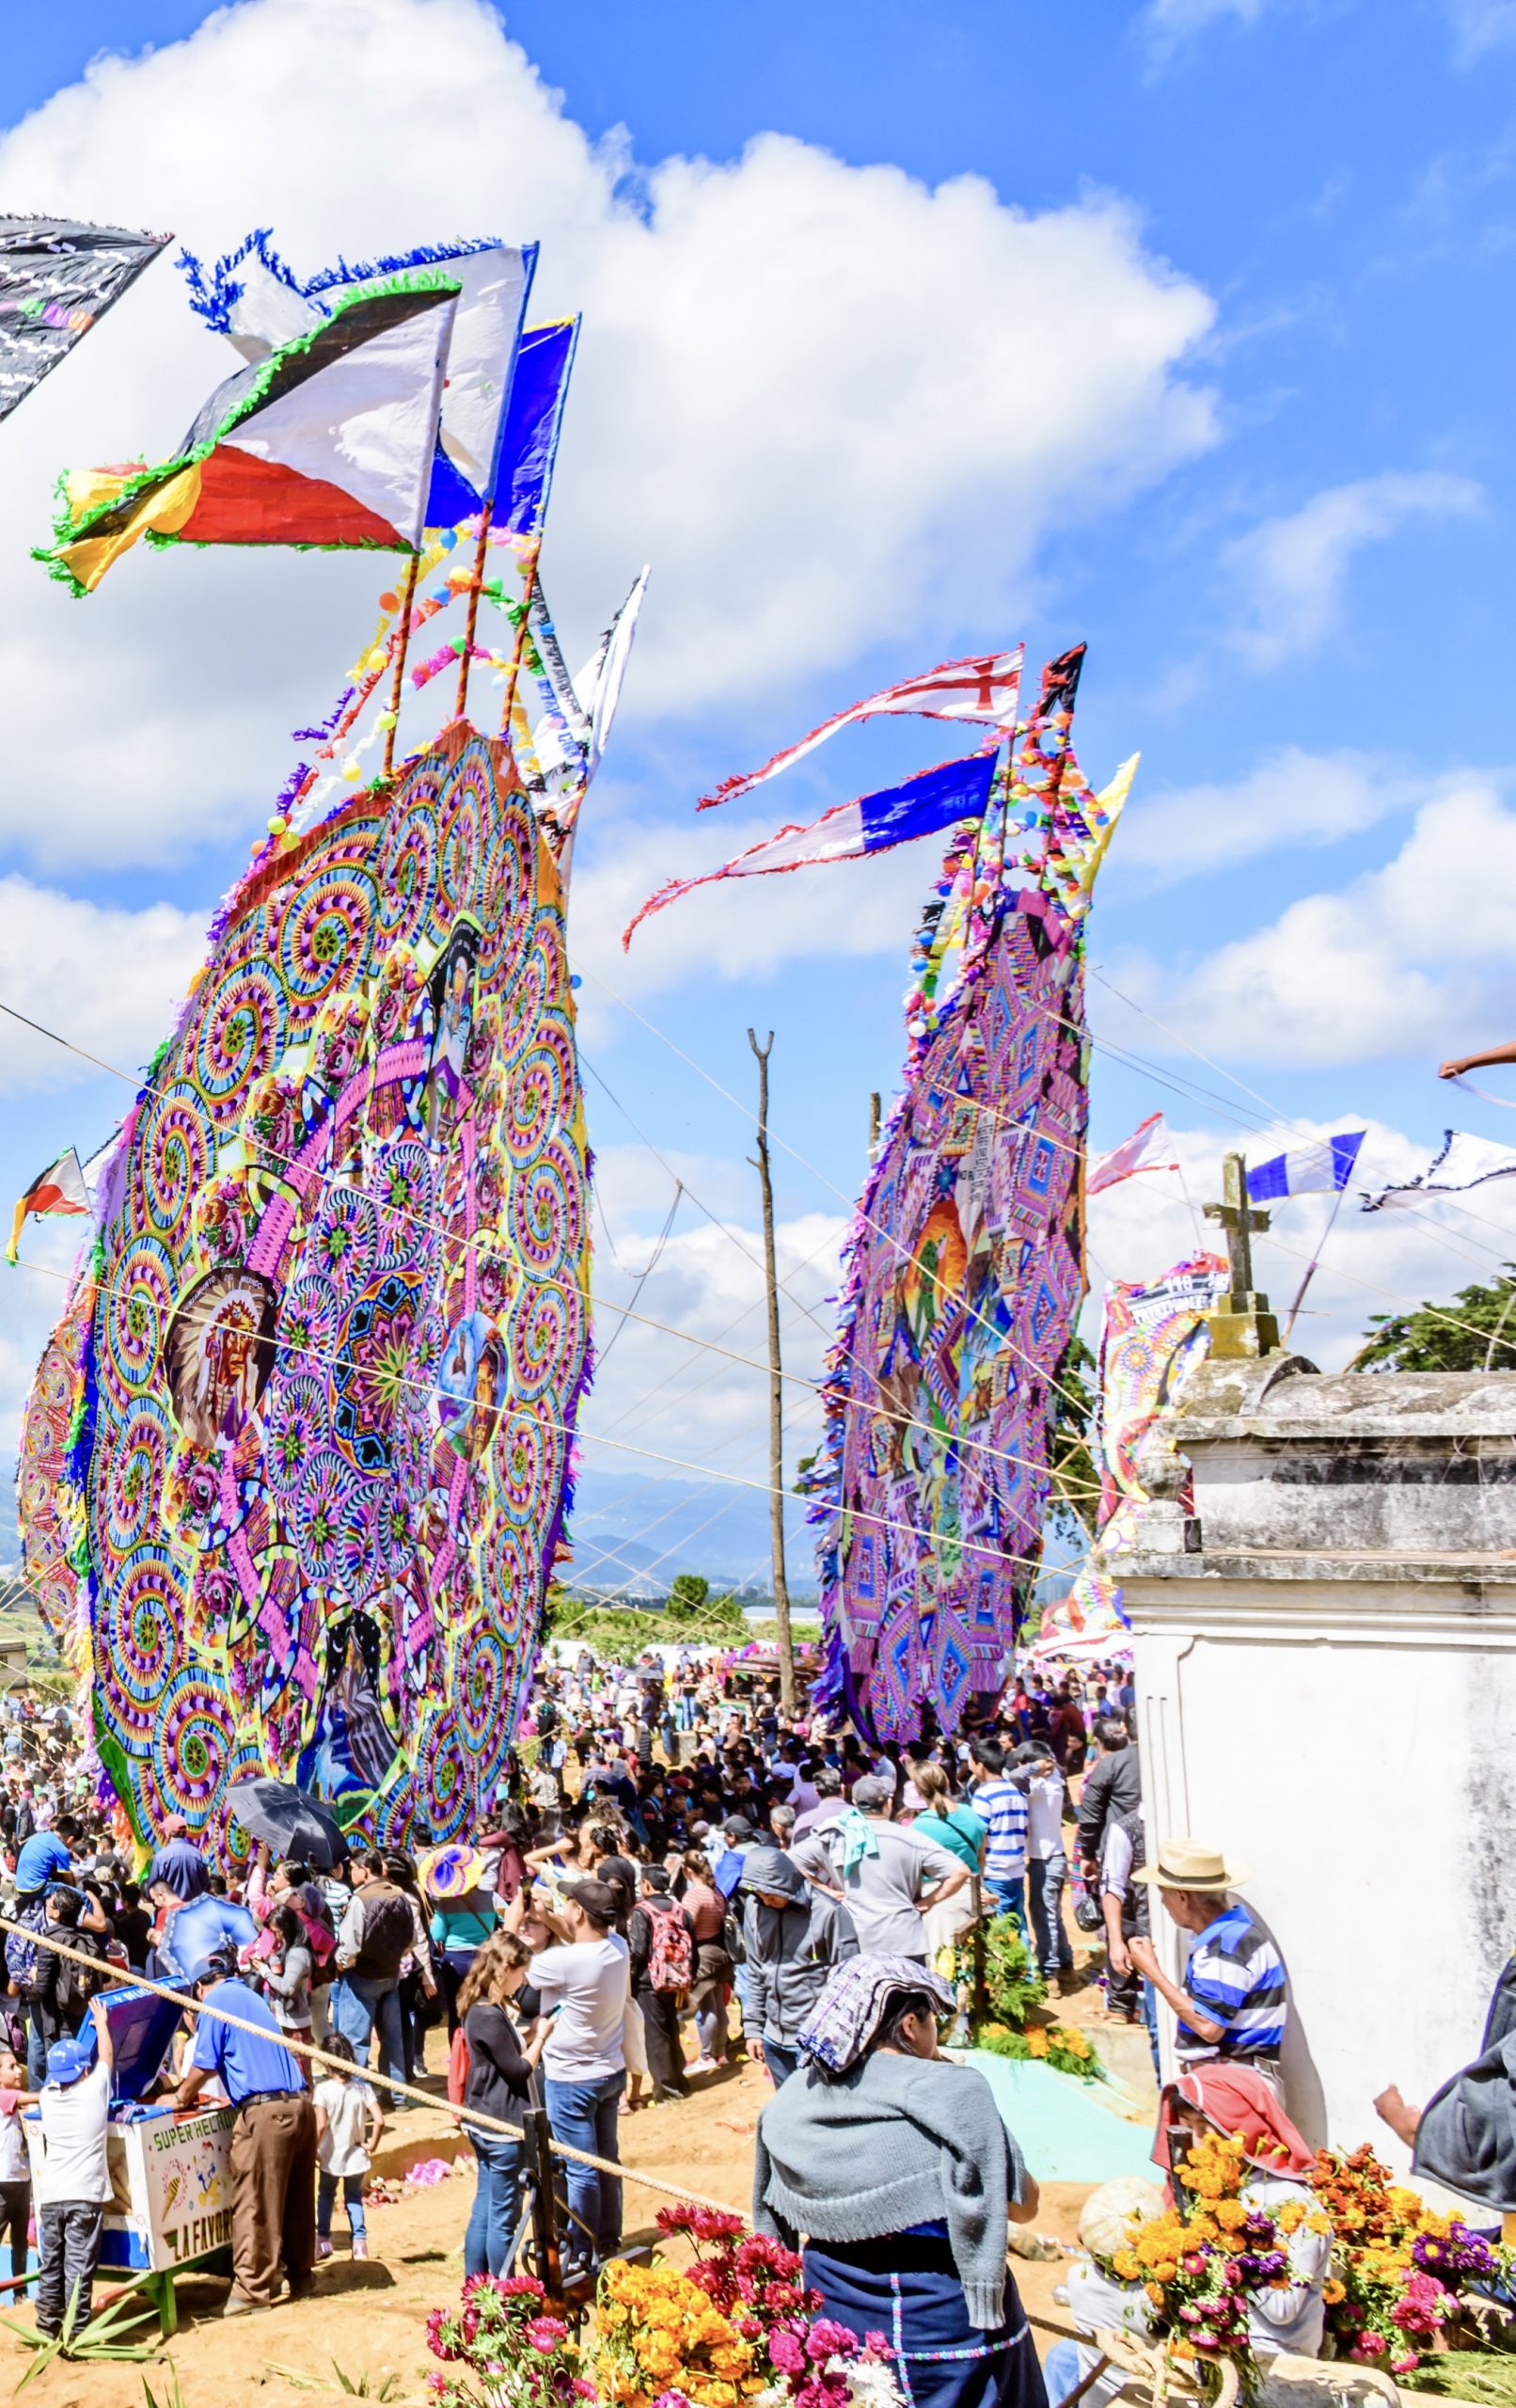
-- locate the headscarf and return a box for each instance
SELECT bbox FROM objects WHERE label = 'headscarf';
[797,1952,956,2075]
[1154,2062,1315,2186]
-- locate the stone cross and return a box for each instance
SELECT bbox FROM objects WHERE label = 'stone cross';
[1204,1151,1270,1305]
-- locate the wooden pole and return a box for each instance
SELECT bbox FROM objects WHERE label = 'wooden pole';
[381,549,422,782]
[749,1028,797,1716]
[453,501,494,724]
[500,542,543,743]
[868,1090,881,1157]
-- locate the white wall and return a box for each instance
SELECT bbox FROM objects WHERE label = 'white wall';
[1129,1576,1516,2178]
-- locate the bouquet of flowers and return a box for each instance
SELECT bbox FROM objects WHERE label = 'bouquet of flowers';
[972,2019,1098,2080]
[427,2273,592,2408]
[592,2205,901,2408]
[1307,2146,1511,2373]
[1092,2130,1309,2390]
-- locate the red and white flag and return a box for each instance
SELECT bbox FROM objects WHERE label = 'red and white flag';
[1087,1113,1179,1196]
[7,1147,90,1264]
[698,646,1024,810]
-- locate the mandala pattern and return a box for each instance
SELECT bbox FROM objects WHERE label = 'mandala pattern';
[811,649,1131,1743]
[30,725,592,1850]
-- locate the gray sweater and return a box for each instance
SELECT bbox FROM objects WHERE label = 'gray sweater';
[752,2049,1026,2329]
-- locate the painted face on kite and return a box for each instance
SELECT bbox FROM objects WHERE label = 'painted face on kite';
[25,723,592,1853]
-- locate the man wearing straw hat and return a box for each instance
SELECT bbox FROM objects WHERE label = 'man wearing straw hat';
[1127,1838,1289,2095]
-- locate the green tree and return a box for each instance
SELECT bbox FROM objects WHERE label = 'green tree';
[665,1573,744,1633]
[1353,1264,1516,1373]
[1049,1333,1099,1541]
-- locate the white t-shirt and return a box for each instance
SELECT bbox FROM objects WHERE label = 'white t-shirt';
[34,2063,111,2207]
[529,1935,629,2082]
[0,2090,26,2183]
[1026,1771,1066,1861]
[315,2076,375,2177]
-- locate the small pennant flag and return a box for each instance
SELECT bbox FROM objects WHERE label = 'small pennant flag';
[698,648,1023,810]
[624,745,1001,949]
[1248,1131,1366,1202]
[1362,1130,1516,1212]
[1088,1112,1178,1196]
[495,316,578,540]
[7,1148,90,1265]
[0,217,169,421]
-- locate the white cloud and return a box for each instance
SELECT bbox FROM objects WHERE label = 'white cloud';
[1086,1111,1516,1372]
[1107,775,1516,1066]
[0,873,204,1094]
[0,0,1219,875]
[1224,471,1483,668]
[1119,746,1426,881]
[1445,0,1516,59]
[1143,0,1272,44]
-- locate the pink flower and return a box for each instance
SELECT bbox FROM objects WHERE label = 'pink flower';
[862,2335,892,2359]
[769,2330,808,2375]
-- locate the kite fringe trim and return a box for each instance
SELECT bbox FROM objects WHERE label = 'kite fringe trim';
[178,228,503,332]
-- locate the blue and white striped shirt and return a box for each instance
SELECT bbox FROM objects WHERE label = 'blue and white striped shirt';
[1179,1901,1287,2065]
[973,1776,1028,1880]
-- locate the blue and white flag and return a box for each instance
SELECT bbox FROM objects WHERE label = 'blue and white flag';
[1362,1130,1516,1212]
[624,746,1000,947]
[1248,1131,1365,1202]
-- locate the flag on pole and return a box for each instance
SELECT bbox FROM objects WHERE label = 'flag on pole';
[1248,1131,1366,1202]
[1,217,170,421]
[1361,1130,1516,1212]
[494,317,578,539]
[37,276,460,594]
[624,745,1001,949]
[6,1148,90,1265]
[1087,1112,1179,1196]
[698,648,1024,810]
[177,230,539,528]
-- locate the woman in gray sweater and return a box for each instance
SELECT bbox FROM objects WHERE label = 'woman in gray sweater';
[753,1956,1046,2408]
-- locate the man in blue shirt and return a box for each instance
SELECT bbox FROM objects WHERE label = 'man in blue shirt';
[176,1945,317,2314]
[1129,1838,1288,2084]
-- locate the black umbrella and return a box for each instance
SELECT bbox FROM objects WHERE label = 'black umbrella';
[226,1775,346,1870]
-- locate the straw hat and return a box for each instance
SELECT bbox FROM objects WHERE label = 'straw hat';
[419,1843,491,1901]
[1132,1838,1250,1893]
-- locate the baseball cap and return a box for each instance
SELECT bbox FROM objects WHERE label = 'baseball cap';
[562,1878,621,1926]
[45,2036,93,2087]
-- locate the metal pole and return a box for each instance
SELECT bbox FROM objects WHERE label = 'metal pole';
[748,1029,797,1716]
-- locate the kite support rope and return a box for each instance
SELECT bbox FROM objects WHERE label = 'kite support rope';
[0,1912,749,2225]
[454,501,495,723]
[383,550,423,782]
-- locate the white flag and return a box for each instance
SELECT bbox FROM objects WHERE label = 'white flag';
[1361,1129,1516,1212]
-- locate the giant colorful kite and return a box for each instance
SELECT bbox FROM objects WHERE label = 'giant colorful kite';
[21,721,591,1854]
[809,649,1136,1741]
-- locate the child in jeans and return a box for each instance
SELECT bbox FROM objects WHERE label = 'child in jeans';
[313,2035,383,2260]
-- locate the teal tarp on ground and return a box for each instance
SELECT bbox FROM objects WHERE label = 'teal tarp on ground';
[966,2051,1159,2184]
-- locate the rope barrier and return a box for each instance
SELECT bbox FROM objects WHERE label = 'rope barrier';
[0,1911,750,2225]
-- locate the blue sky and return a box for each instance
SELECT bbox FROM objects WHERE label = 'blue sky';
[5,0,1516,1583]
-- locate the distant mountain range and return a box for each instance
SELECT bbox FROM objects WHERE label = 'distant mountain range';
[561,1466,816,1602]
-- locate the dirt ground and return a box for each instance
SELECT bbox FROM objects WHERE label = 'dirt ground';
[0,2023,1107,2408]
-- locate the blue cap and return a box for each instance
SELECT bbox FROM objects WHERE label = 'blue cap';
[45,2036,92,2087]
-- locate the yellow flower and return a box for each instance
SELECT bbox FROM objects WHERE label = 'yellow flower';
[1112,2250,1141,2281]
[1026,2029,1050,2057]
[1323,2282,1345,2305]
[1214,2200,1246,2232]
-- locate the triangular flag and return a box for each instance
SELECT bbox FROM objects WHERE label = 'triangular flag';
[1,217,169,421]
[7,1148,90,1265]
[1087,1112,1179,1196]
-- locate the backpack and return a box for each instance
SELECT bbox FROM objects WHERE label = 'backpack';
[721,1904,746,1967]
[645,1900,693,1993]
[448,2024,470,2107]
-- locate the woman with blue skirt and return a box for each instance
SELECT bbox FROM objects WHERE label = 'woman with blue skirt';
[752,1956,1048,2408]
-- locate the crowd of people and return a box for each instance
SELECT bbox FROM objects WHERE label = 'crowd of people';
[0,1650,1323,2408]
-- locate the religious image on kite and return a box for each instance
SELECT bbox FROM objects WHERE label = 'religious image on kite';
[807,647,1138,1742]
[22,721,592,1855]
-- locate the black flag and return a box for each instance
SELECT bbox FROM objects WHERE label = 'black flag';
[0,215,169,422]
